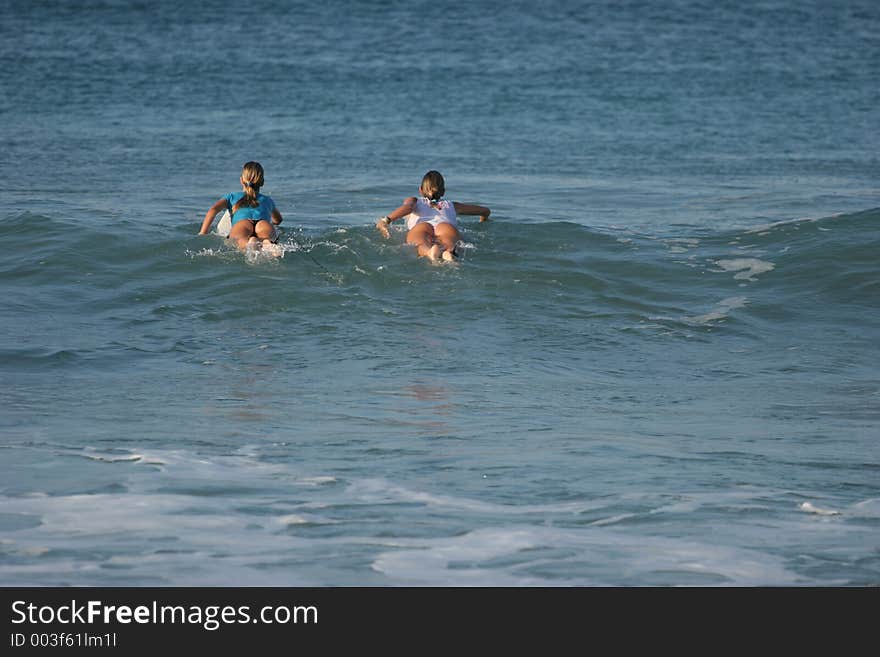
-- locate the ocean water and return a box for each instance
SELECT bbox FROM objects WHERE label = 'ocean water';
[1,0,878,586]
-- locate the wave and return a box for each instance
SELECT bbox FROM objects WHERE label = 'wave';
[2,208,878,339]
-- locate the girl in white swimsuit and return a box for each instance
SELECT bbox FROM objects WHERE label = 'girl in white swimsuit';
[376,170,491,262]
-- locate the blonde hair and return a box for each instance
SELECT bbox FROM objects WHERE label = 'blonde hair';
[419,170,445,201]
[232,161,265,213]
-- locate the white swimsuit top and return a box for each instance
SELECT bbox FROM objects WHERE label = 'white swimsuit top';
[405,197,458,230]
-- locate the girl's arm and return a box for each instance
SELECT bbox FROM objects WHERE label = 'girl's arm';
[453,202,491,222]
[271,207,283,225]
[199,198,228,235]
[376,196,417,238]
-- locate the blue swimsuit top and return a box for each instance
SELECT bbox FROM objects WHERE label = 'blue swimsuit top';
[225,192,276,225]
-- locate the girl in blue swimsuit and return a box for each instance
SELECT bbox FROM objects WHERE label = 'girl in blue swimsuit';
[199,161,284,253]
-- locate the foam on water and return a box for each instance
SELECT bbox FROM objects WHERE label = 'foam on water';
[1,442,876,585]
[686,296,749,325]
[715,258,776,282]
[370,526,802,586]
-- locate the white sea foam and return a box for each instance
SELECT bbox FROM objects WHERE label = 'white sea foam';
[687,296,748,325]
[245,246,284,264]
[370,525,801,586]
[78,451,144,463]
[799,502,840,516]
[185,247,224,258]
[744,215,823,234]
[342,477,612,516]
[851,498,880,517]
[371,528,541,586]
[0,452,870,586]
[299,476,337,486]
[589,513,638,526]
[715,258,775,281]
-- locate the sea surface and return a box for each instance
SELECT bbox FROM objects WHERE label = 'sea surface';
[1,0,878,586]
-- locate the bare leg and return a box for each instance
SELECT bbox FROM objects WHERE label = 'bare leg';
[228,220,257,251]
[253,220,283,256]
[406,223,442,261]
[433,222,461,260]
[254,220,276,242]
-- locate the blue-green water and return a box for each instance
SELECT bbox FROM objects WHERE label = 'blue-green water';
[1,0,878,585]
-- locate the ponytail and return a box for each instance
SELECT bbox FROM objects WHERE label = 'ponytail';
[232,161,265,214]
